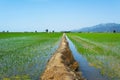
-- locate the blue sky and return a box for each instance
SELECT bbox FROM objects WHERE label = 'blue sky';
[0,0,120,32]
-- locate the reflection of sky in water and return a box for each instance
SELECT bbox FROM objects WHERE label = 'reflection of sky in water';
[21,42,59,80]
[67,37,109,80]
[0,38,59,80]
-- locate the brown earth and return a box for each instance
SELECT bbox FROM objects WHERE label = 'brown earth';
[40,34,85,80]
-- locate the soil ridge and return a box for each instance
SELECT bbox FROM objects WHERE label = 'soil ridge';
[40,34,85,80]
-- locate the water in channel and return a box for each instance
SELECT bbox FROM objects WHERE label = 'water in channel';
[67,37,109,80]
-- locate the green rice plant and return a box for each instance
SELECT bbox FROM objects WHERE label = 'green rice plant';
[67,33,120,79]
[0,32,62,80]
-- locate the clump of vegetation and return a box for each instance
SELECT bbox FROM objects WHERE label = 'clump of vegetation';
[67,33,120,79]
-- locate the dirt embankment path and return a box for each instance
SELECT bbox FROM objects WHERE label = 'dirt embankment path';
[40,34,85,80]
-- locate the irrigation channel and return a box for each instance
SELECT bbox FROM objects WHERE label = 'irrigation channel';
[67,36,109,80]
[41,34,84,80]
[41,34,110,80]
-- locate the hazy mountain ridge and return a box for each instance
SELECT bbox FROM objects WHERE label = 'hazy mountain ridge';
[72,23,120,32]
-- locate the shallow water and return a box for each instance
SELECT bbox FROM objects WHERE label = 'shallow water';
[0,40,59,80]
[67,37,109,80]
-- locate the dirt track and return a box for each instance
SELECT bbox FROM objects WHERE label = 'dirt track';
[40,34,85,80]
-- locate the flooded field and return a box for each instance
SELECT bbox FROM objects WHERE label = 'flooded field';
[1,32,120,80]
[67,33,120,80]
[0,32,62,80]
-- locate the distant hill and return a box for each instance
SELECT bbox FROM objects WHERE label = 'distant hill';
[72,23,120,32]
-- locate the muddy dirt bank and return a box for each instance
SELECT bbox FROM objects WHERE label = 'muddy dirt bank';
[40,34,85,80]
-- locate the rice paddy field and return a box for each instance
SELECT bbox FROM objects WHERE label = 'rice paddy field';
[67,33,120,79]
[0,32,62,80]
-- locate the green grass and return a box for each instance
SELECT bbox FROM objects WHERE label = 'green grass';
[67,33,120,79]
[0,32,62,80]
